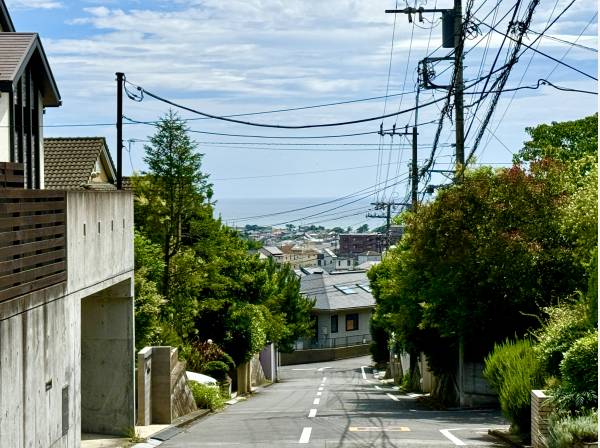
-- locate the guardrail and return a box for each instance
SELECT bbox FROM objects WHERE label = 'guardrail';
[0,187,67,303]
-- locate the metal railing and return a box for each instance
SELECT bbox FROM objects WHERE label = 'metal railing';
[298,333,372,350]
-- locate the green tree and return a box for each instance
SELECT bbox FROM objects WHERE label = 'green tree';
[356,224,369,233]
[514,113,598,165]
[135,110,213,298]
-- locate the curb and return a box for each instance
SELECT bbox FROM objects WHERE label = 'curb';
[131,409,210,447]
[488,429,531,448]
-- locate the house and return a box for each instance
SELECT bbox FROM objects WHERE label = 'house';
[297,270,374,350]
[338,233,384,258]
[357,251,382,265]
[280,244,318,269]
[259,245,284,263]
[0,2,135,446]
[44,137,117,190]
[317,248,354,272]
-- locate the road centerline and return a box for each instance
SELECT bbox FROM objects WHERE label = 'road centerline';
[299,427,312,444]
[308,408,317,418]
[313,397,320,405]
[360,365,368,380]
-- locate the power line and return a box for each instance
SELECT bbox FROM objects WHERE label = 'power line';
[527,29,598,53]
[125,81,451,129]
[213,161,401,181]
[476,18,598,81]
[122,115,439,139]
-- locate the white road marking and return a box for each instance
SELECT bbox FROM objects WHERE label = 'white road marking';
[440,429,466,446]
[360,365,367,379]
[322,377,327,382]
[408,393,421,398]
[313,398,320,405]
[365,379,373,383]
[386,393,399,401]
[318,386,324,391]
[308,408,317,418]
[316,391,322,396]
[299,427,312,444]
[320,383,325,387]
[317,367,331,372]
[374,386,381,390]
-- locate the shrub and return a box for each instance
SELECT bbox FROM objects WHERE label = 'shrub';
[560,331,598,393]
[183,340,236,373]
[550,383,598,416]
[188,381,226,411]
[547,412,598,448]
[483,339,544,433]
[202,361,230,383]
[534,303,591,378]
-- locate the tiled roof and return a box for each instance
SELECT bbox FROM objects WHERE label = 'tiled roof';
[0,33,60,106]
[300,271,375,311]
[43,137,116,190]
[0,33,36,82]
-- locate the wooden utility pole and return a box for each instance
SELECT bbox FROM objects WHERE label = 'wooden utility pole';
[453,0,465,177]
[116,72,124,190]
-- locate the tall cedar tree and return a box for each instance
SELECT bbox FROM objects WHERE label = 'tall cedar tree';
[137,111,212,298]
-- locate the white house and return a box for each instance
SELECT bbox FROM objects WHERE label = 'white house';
[297,270,374,349]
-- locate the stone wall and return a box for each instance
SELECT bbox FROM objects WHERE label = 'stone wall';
[531,390,551,448]
[281,343,370,365]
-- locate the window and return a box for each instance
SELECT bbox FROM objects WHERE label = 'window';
[335,285,357,294]
[357,284,371,293]
[331,315,338,333]
[347,260,351,266]
[346,313,359,331]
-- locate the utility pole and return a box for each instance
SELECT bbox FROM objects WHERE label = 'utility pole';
[116,72,124,190]
[367,201,410,250]
[386,3,465,180]
[453,0,465,177]
[378,124,419,210]
[411,126,418,209]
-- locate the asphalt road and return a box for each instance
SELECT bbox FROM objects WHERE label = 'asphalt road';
[162,356,510,447]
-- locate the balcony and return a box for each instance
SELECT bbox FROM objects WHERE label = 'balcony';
[0,162,133,304]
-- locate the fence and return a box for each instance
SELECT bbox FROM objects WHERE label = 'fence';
[0,182,67,303]
[300,333,372,350]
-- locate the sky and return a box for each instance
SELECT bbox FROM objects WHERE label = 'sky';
[6,0,598,213]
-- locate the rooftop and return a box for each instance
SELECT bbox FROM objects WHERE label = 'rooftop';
[44,137,116,190]
[300,271,375,311]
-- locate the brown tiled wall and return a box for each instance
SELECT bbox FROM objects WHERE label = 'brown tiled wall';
[531,390,551,448]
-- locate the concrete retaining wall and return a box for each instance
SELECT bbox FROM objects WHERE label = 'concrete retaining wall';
[461,362,498,407]
[137,347,197,425]
[281,344,370,365]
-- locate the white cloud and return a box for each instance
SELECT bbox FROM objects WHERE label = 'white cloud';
[6,0,63,9]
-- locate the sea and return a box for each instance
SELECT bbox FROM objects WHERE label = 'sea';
[213,197,381,230]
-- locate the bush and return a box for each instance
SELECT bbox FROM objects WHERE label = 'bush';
[202,361,230,383]
[547,412,598,448]
[550,383,598,416]
[560,331,598,393]
[534,303,591,378]
[483,339,544,433]
[188,381,226,411]
[183,340,236,373]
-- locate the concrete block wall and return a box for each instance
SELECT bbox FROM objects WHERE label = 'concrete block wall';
[531,390,551,448]
[461,362,498,407]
